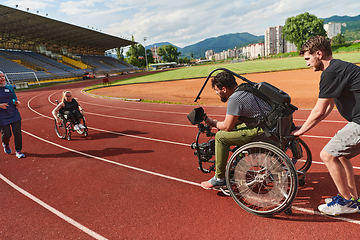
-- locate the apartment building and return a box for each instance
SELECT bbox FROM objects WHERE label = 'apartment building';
[324,22,346,38]
[264,26,296,56]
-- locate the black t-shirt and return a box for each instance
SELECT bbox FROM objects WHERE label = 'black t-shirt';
[319,59,360,123]
[62,98,79,112]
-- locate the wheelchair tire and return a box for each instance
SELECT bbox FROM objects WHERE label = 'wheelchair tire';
[77,116,88,136]
[284,138,312,173]
[54,119,67,139]
[225,142,298,217]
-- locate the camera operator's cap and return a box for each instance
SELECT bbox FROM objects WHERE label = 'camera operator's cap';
[187,107,205,125]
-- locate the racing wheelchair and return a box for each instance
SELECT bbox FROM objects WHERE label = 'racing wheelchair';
[54,100,88,140]
[188,68,312,217]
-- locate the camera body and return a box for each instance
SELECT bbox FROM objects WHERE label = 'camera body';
[191,124,215,159]
[187,107,216,173]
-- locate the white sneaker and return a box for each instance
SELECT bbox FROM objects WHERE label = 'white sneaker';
[73,124,80,131]
[78,123,86,129]
[318,195,358,216]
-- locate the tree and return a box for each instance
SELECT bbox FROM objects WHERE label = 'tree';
[124,35,153,68]
[178,57,190,64]
[157,45,181,62]
[116,47,125,61]
[127,55,140,67]
[282,12,327,51]
[331,33,346,45]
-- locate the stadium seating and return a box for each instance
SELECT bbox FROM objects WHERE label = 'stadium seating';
[0,50,139,83]
[79,55,138,72]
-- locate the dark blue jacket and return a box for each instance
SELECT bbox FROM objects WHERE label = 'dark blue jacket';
[0,85,21,125]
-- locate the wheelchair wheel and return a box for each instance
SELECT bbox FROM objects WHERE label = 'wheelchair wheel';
[284,138,312,173]
[225,142,298,216]
[77,116,88,136]
[54,119,67,139]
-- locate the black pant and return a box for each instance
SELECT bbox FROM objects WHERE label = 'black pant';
[1,120,22,151]
[63,110,80,124]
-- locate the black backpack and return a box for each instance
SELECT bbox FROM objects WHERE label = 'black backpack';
[235,81,298,138]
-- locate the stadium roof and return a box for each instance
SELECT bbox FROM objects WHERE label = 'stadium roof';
[0,4,136,55]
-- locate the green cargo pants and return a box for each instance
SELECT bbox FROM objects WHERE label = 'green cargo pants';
[214,123,263,179]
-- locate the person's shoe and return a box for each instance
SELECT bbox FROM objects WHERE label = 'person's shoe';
[201,176,226,190]
[318,194,358,216]
[15,150,25,158]
[325,194,343,204]
[325,195,360,212]
[2,143,11,154]
[78,123,86,129]
[73,124,80,131]
[351,197,360,213]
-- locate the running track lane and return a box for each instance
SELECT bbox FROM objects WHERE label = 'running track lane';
[1,80,360,239]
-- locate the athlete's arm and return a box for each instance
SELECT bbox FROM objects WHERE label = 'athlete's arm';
[205,114,239,131]
[292,98,334,136]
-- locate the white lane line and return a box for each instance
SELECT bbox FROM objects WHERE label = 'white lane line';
[50,90,348,124]
[23,129,200,188]
[292,206,360,224]
[22,129,360,225]
[89,126,190,146]
[29,95,191,146]
[0,173,108,240]
[294,118,347,124]
[87,112,194,128]
[21,90,360,225]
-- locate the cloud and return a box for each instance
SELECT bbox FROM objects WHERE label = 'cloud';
[3,0,360,48]
[4,0,55,11]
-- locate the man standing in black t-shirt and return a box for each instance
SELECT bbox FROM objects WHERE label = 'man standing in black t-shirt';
[292,35,360,216]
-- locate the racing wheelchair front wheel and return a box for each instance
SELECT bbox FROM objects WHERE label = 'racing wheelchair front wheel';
[76,116,88,136]
[225,142,298,217]
[54,119,67,139]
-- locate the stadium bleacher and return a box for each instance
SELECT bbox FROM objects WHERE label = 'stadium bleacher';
[80,55,137,72]
[0,49,139,84]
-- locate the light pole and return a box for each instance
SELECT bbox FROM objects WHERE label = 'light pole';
[144,37,148,70]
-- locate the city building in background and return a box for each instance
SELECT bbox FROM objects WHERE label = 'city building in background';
[264,25,296,56]
[204,22,346,61]
[324,22,346,38]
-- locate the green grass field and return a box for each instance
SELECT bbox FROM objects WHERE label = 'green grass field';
[90,51,360,88]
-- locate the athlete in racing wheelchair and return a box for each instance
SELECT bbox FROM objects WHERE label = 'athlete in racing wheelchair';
[188,68,311,216]
[52,90,88,140]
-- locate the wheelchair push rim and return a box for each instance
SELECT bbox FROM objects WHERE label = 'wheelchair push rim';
[225,141,298,216]
[54,119,67,139]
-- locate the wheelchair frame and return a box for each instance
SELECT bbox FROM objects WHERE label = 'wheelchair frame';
[54,100,88,140]
[188,68,312,216]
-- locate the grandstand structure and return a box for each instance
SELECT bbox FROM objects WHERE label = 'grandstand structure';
[0,4,137,86]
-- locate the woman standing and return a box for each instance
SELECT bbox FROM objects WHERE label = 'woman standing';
[0,71,25,158]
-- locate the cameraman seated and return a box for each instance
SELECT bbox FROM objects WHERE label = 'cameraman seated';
[201,71,272,189]
[52,90,85,131]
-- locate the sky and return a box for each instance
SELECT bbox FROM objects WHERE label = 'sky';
[2,0,360,49]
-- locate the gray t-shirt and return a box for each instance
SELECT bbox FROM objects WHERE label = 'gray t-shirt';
[227,90,272,122]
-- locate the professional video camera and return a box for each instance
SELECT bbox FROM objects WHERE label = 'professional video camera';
[187,107,216,173]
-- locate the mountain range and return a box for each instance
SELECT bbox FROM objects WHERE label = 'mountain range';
[147,14,360,59]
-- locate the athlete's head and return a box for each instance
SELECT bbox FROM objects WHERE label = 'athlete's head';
[0,71,6,86]
[211,71,238,103]
[300,35,332,58]
[62,90,73,102]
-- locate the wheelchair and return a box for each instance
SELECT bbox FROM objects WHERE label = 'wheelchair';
[54,100,88,140]
[188,68,312,217]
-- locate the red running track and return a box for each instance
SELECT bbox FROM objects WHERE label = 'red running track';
[1,79,360,239]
